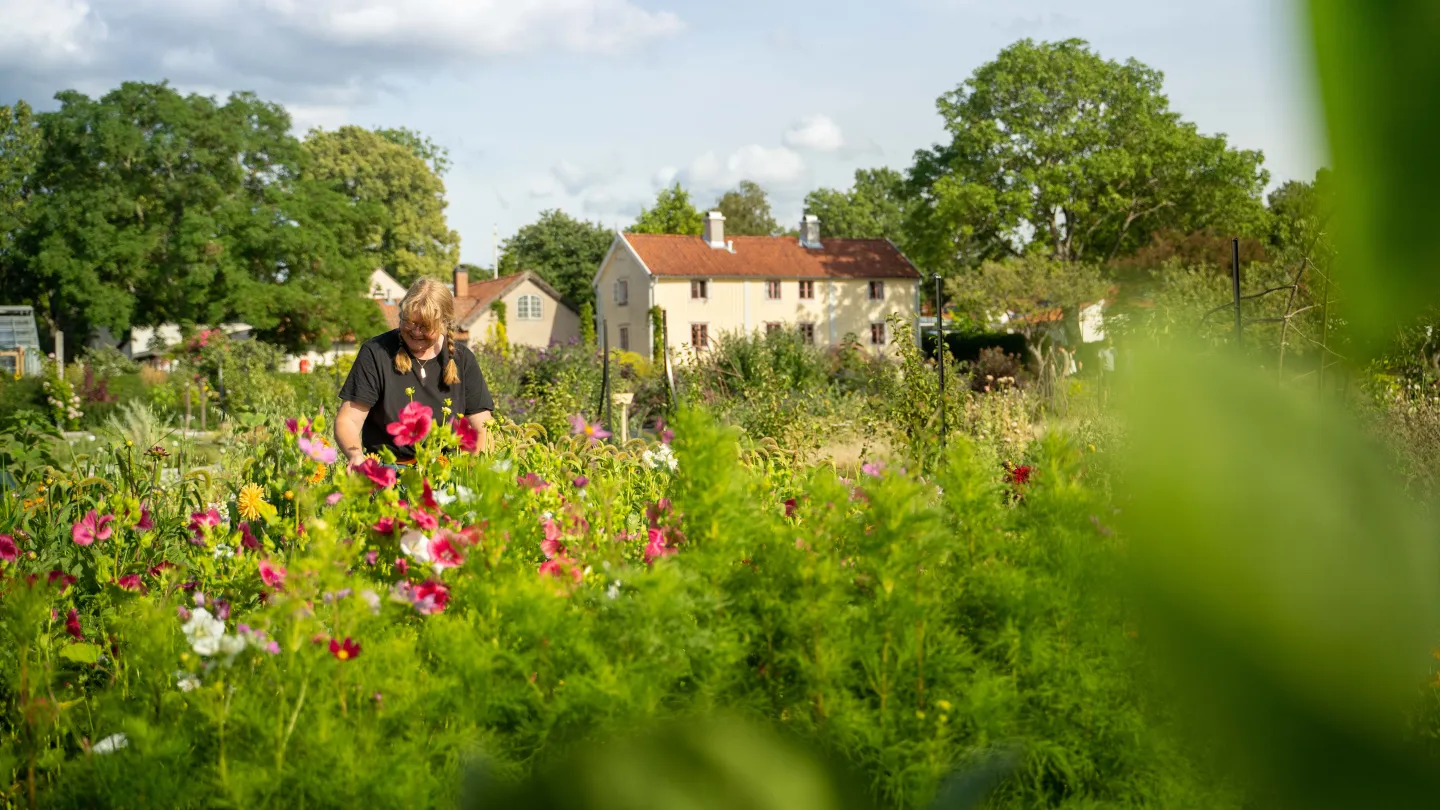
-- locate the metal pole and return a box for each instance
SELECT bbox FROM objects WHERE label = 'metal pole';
[662,309,677,410]
[200,381,207,432]
[1231,237,1243,346]
[601,321,612,438]
[935,273,946,452]
[184,380,192,434]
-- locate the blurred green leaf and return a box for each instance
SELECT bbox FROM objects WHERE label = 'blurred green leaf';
[60,643,100,664]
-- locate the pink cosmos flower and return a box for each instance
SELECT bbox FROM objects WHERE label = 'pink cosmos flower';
[352,458,397,489]
[298,434,337,464]
[329,637,361,661]
[72,509,115,546]
[430,535,465,571]
[517,473,548,492]
[569,413,611,444]
[387,401,433,447]
[0,534,17,563]
[135,504,154,532]
[452,417,479,453]
[116,574,145,593]
[258,558,287,588]
[410,509,438,532]
[325,492,344,506]
[49,570,77,593]
[541,520,565,559]
[65,609,84,640]
[412,580,450,615]
[285,417,309,436]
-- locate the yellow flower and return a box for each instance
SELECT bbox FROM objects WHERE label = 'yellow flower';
[283,490,295,501]
[237,483,268,522]
[308,463,327,484]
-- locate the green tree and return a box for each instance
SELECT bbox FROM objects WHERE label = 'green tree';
[8,82,384,351]
[375,126,453,177]
[907,39,1269,275]
[1267,168,1334,253]
[0,100,41,295]
[497,209,613,310]
[304,126,460,286]
[803,167,911,242]
[946,254,1108,344]
[714,180,780,236]
[628,183,703,235]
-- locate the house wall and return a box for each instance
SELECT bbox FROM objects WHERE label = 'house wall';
[465,277,581,350]
[594,238,652,357]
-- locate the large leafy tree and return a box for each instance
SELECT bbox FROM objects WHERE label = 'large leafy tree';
[0,100,41,292]
[628,183,703,235]
[497,209,612,309]
[9,82,383,350]
[803,167,911,242]
[375,126,453,178]
[907,39,1269,275]
[714,180,780,236]
[304,126,460,285]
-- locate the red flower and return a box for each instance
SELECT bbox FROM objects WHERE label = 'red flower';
[116,574,145,593]
[1009,465,1033,486]
[0,534,17,563]
[643,528,676,565]
[538,558,584,583]
[430,536,465,571]
[72,509,115,546]
[65,609,83,640]
[452,417,479,453]
[239,522,262,551]
[258,558,287,588]
[517,473,549,492]
[135,504,154,532]
[386,401,433,447]
[372,516,397,535]
[541,519,565,559]
[783,498,797,519]
[395,557,409,575]
[409,509,438,532]
[420,479,440,511]
[48,570,78,593]
[148,561,174,579]
[412,580,450,615]
[329,637,361,661]
[352,458,397,490]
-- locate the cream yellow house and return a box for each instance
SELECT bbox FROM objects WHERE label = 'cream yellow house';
[593,213,921,361]
[379,267,581,350]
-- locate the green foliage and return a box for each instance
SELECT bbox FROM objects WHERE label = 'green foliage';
[498,210,613,311]
[628,183,703,235]
[946,256,1108,345]
[649,306,665,362]
[713,181,780,237]
[0,100,40,285]
[906,39,1269,274]
[374,126,453,177]
[804,168,912,243]
[80,346,140,377]
[305,126,461,286]
[579,303,596,350]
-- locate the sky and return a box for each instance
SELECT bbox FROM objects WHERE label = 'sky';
[0,0,1329,269]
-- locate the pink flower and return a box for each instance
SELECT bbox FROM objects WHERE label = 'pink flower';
[0,534,17,563]
[116,574,145,593]
[365,550,379,565]
[238,522,261,552]
[65,609,84,640]
[517,473,549,492]
[410,509,438,532]
[420,479,440,511]
[386,401,433,447]
[258,558,287,588]
[655,418,674,445]
[49,570,77,593]
[329,637,361,661]
[189,508,222,538]
[573,475,589,489]
[538,558,584,583]
[325,492,344,506]
[298,434,337,464]
[541,519,565,559]
[452,417,479,453]
[643,528,677,565]
[783,498,797,519]
[149,561,175,578]
[395,557,409,575]
[72,510,115,546]
[861,460,885,478]
[372,516,397,535]
[135,504,154,532]
[285,417,309,436]
[352,458,397,489]
[569,413,611,444]
[412,580,450,615]
[430,535,465,571]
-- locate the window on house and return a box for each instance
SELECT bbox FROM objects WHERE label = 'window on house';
[614,279,628,305]
[870,323,886,346]
[690,323,709,349]
[798,280,815,300]
[868,280,886,301]
[798,323,815,344]
[517,294,543,320]
[764,322,782,335]
[765,280,781,300]
[691,279,708,300]
[618,325,630,351]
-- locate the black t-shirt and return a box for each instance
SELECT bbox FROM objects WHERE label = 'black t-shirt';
[339,330,494,460]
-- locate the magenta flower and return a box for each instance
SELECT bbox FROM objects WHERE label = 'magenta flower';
[258,558,287,588]
[784,497,797,518]
[655,418,674,445]
[861,460,886,478]
[238,522,262,552]
[412,580,450,615]
[285,417,309,436]
[365,550,379,565]
[65,609,84,640]
[135,503,154,532]
[387,401,433,447]
[352,458,397,489]
[541,519,565,560]
[373,516,397,535]
[420,479,440,510]
[452,417,479,453]
[517,473,549,492]
[395,557,409,575]
[569,413,611,444]
[298,435,337,464]
[430,536,465,571]
[72,510,115,546]
[49,570,77,593]
[0,534,16,563]
[116,574,145,593]
[643,527,677,565]
[329,637,361,661]
[410,509,438,532]
[573,475,589,489]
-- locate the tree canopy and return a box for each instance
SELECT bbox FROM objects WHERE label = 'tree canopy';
[906,39,1269,275]
[628,183,703,235]
[497,209,613,310]
[803,168,911,243]
[304,126,460,286]
[714,180,781,236]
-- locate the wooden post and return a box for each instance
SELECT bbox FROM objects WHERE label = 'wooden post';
[184,380,192,433]
[613,392,634,443]
[200,381,208,432]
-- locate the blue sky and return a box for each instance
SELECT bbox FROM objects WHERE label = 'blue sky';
[0,0,1327,268]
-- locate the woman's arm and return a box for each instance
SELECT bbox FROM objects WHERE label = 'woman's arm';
[336,400,371,466]
[466,410,494,454]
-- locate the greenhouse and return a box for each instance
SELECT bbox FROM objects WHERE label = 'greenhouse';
[0,305,42,378]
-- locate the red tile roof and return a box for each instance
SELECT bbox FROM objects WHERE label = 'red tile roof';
[622,234,921,279]
[376,272,569,331]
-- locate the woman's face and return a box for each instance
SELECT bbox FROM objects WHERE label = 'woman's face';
[400,318,443,356]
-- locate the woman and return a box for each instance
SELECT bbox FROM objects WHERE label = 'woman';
[335,277,494,466]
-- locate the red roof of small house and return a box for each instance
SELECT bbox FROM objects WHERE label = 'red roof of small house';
[377,271,569,331]
[621,234,921,279]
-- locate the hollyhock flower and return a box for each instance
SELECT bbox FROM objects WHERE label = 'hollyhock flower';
[430,535,465,572]
[238,522,261,552]
[412,580,450,615]
[353,458,397,489]
[387,401,433,447]
[410,508,438,532]
[452,416,479,453]
[298,434,337,464]
[72,509,115,546]
[135,504,154,532]
[0,534,17,563]
[372,516,397,535]
[116,574,145,593]
[49,570,77,593]
[541,520,565,559]
[258,558,286,588]
[1009,465,1033,486]
[329,637,361,661]
[517,472,548,492]
[65,609,84,640]
[568,413,611,444]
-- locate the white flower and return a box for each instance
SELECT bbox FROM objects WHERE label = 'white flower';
[399,530,433,566]
[455,485,475,503]
[606,581,621,600]
[86,434,96,441]
[360,589,381,615]
[176,671,201,692]
[92,733,128,754]
[217,634,247,664]
[643,444,678,472]
[490,458,512,473]
[211,544,234,560]
[181,607,226,656]
[434,489,456,506]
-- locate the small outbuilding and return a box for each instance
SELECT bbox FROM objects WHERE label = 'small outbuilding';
[0,306,43,378]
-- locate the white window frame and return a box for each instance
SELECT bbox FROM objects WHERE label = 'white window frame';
[517,294,543,321]
[614,279,629,306]
[798,280,815,300]
[691,279,709,300]
[868,280,886,301]
[765,280,781,300]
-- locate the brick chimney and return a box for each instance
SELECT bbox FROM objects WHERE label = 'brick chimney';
[799,214,821,249]
[453,266,469,298]
[703,211,726,249]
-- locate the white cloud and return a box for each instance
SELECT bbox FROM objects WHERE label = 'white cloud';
[784,114,844,152]
[681,144,807,192]
[652,166,678,189]
[0,0,684,104]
